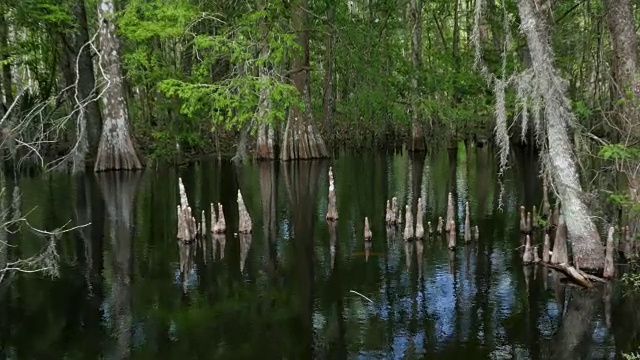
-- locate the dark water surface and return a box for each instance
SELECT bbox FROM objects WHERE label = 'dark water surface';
[0,147,639,359]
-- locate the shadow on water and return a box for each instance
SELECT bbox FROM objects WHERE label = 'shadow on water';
[0,147,639,359]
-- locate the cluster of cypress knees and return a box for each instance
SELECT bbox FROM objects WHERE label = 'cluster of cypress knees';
[176,177,252,243]
[516,185,636,286]
[325,167,479,249]
[176,168,636,287]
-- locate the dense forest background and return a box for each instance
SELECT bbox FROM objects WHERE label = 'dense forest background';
[0,0,637,164]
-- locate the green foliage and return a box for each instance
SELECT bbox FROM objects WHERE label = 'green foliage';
[623,350,640,360]
[622,257,640,290]
[117,0,300,157]
[599,144,640,161]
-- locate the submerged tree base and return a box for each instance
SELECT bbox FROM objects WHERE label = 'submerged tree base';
[94,126,144,172]
[281,112,329,161]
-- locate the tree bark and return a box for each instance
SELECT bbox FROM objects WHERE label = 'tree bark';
[256,0,276,160]
[322,0,335,130]
[603,0,640,140]
[281,0,328,161]
[603,0,640,233]
[94,0,143,172]
[255,68,275,159]
[71,0,103,159]
[409,0,425,151]
[0,14,13,107]
[515,0,604,271]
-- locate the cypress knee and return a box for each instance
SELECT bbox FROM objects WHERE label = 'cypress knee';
[237,190,252,234]
[603,227,615,279]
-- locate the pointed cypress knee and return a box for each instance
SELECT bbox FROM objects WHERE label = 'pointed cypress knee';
[603,227,615,279]
[542,232,551,263]
[403,205,414,241]
[199,210,206,236]
[391,197,398,226]
[519,206,527,233]
[523,234,533,264]
[385,200,392,225]
[464,201,471,243]
[210,203,218,232]
[212,203,226,234]
[237,190,252,234]
[550,215,568,265]
[445,192,454,233]
[427,221,433,235]
[326,167,338,221]
[532,205,538,230]
[177,177,197,242]
[217,203,226,232]
[533,245,541,263]
[447,220,456,249]
[415,198,424,239]
[436,216,444,234]
[364,217,372,241]
[526,211,533,233]
[473,225,479,241]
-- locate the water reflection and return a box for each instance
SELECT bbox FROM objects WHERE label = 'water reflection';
[0,149,638,358]
[96,171,142,360]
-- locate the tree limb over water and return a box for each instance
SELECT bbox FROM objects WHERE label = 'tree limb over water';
[473,0,604,271]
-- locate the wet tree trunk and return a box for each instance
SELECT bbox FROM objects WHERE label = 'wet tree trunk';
[94,0,143,172]
[322,1,335,130]
[281,0,328,160]
[256,0,276,160]
[409,0,425,151]
[516,0,604,271]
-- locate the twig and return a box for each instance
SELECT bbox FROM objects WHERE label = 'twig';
[349,290,374,304]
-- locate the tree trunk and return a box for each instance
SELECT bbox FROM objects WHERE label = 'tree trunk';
[71,0,103,159]
[409,0,425,151]
[60,0,103,169]
[603,0,640,140]
[256,2,276,160]
[281,0,329,161]
[453,0,461,72]
[94,0,143,172]
[603,0,640,234]
[0,15,13,107]
[516,0,604,271]
[322,1,335,130]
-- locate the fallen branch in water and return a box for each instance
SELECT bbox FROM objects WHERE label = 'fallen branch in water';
[349,290,374,304]
[539,262,606,287]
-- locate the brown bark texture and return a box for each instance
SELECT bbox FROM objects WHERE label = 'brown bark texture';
[94,0,143,172]
[281,0,328,160]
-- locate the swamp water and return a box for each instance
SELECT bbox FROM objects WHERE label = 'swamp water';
[0,147,639,359]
